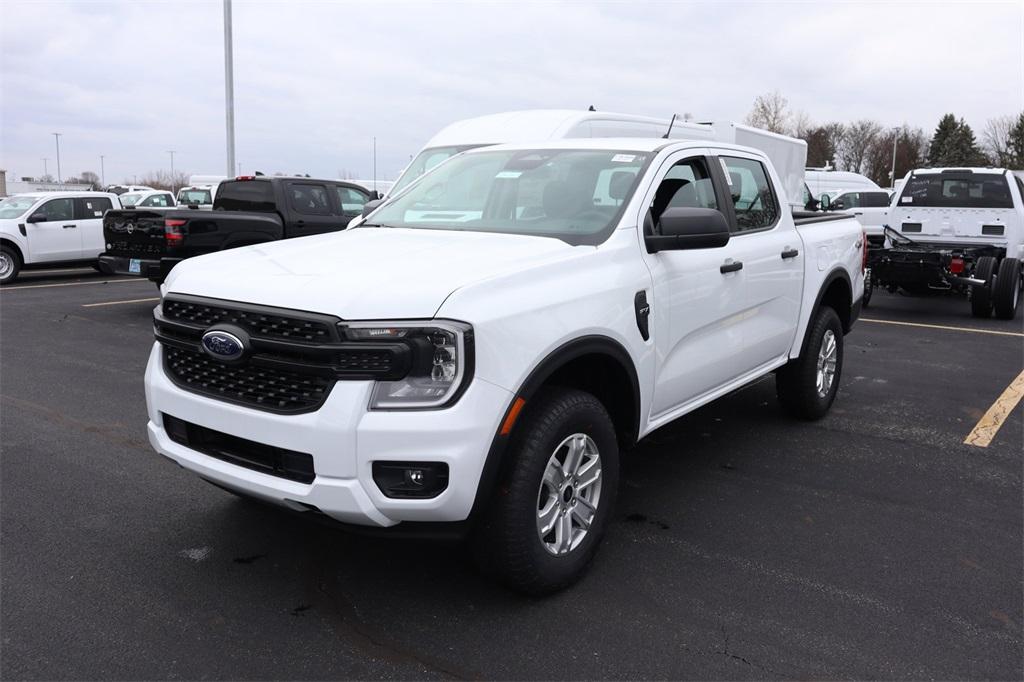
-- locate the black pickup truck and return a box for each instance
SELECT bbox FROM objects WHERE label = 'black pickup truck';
[98,176,372,283]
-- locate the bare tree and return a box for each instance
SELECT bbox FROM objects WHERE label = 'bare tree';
[80,171,101,190]
[983,114,1015,166]
[864,126,928,187]
[789,109,813,139]
[137,170,189,192]
[745,90,790,134]
[838,120,883,174]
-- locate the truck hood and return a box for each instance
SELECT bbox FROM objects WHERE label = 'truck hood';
[165,227,577,319]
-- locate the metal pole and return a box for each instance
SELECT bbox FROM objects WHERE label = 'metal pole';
[167,150,176,193]
[52,133,62,185]
[372,136,376,192]
[100,155,105,186]
[42,158,48,179]
[223,0,236,178]
[889,127,899,187]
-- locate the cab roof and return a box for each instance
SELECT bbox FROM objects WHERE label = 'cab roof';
[8,191,118,199]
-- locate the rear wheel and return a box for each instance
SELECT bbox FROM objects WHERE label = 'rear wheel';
[0,245,21,285]
[474,387,619,595]
[992,257,1021,320]
[776,305,844,420]
[970,256,998,318]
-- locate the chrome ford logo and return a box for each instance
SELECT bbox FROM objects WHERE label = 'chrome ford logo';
[125,222,135,234]
[201,330,245,361]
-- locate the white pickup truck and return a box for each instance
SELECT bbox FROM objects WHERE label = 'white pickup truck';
[146,137,865,593]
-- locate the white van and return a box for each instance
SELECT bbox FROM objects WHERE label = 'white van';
[351,110,809,226]
[805,169,879,202]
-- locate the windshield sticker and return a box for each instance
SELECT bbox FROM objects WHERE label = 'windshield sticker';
[94,211,103,216]
[902,196,912,202]
[495,171,522,179]
[611,154,636,163]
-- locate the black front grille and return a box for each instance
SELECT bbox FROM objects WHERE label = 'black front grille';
[163,414,315,483]
[164,346,333,413]
[163,299,334,343]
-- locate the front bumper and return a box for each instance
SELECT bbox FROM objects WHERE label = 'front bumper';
[145,343,512,527]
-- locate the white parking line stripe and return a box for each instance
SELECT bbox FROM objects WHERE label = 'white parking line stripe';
[81,297,160,308]
[0,278,144,291]
[860,318,1024,338]
[964,370,1024,447]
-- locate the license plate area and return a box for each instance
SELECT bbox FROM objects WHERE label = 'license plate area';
[129,258,141,274]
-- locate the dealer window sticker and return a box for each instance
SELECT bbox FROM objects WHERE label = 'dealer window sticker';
[611,154,636,163]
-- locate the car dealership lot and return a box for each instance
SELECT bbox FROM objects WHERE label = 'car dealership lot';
[1,269,1021,680]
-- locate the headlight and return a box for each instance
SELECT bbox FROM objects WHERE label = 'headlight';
[341,320,473,409]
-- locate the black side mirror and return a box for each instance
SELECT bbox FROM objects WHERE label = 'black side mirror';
[361,199,383,218]
[369,190,383,200]
[645,207,730,253]
[26,212,46,223]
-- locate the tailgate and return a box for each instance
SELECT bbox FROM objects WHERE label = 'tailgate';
[888,206,1015,243]
[103,211,168,258]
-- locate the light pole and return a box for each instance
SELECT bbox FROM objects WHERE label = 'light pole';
[167,150,176,193]
[889,127,899,188]
[100,155,105,186]
[52,133,63,185]
[223,0,236,178]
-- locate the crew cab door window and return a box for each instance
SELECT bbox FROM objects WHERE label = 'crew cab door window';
[287,183,331,216]
[720,157,780,231]
[648,157,718,231]
[139,193,171,207]
[833,192,860,209]
[74,197,112,219]
[333,186,369,216]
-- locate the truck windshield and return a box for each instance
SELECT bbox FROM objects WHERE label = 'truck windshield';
[0,196,39,219]
[120,193,143,207]
[390,145,485,195]
[897,173,1013,209]
[366,148,651,245]
[177,189,212,205]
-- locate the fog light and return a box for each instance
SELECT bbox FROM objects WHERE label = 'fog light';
[372,461,449,499]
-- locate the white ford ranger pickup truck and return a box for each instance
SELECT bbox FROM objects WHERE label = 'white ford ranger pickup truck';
[146,138,865,593]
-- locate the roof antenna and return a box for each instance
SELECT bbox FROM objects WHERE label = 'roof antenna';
[588,105,596,112]
[662,113,678,139]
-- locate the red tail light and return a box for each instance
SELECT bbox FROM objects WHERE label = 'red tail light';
[164,218,186,247]
[235,175,255,181]
[949,257,965,274]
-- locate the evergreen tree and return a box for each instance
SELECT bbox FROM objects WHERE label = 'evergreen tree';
[927,114,988,166]
[1007,113,1024,168]
[927,114,959,165]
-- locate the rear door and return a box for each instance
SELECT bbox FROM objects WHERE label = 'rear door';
[715,153,803,368]
[284,181,347,237]
[26,197,81,262]
[75,196,114,258]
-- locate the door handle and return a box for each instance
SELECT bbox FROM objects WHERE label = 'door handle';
[296,220,305,226]
[720,261,743,274]
[781,248,799,259]
[62,224,77,229]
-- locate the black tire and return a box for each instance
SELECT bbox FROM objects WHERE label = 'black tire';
[0,245,21,285]
[970,256,998,318]
[473,387,619,595]
[992,257,1021,320]
[776,305,844,420]
[862,269,873,308]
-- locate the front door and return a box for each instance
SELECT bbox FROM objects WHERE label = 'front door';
[26,197,81,262]
[639,151,751,419]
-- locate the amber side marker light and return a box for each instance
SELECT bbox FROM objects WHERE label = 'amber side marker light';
[500,397,527,436]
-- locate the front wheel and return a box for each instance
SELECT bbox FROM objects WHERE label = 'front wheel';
[0,245,21,285]
[474,387,619,595]
[776,305,844,420]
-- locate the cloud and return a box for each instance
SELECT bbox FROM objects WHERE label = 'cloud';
[1,0,1021,183]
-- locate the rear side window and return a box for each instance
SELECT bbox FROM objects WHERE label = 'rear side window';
[720,157,779,231]
[860,191,890,208]
[75,197,113,219]
[334,186,368,214]
[287,183,331,216]
[214,181,277,212]
[898,174,1013,209]
[140,193,171,207]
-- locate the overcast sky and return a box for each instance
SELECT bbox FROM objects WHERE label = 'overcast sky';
[1,0,1021,184]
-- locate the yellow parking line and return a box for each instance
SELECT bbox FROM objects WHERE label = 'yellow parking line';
[82,297,160,308]
[861,318,1024,338]
[964,370,1024,448]
[0,278,143,291]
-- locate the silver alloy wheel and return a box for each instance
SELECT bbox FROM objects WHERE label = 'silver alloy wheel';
[0,251,12,280]
[816,329,838,398]
[536,433,603,556]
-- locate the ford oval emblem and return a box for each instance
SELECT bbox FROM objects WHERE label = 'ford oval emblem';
[201,330,245,361]
[125,222,135,234]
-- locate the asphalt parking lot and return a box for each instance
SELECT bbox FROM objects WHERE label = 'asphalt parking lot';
[1,267,1021,680]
